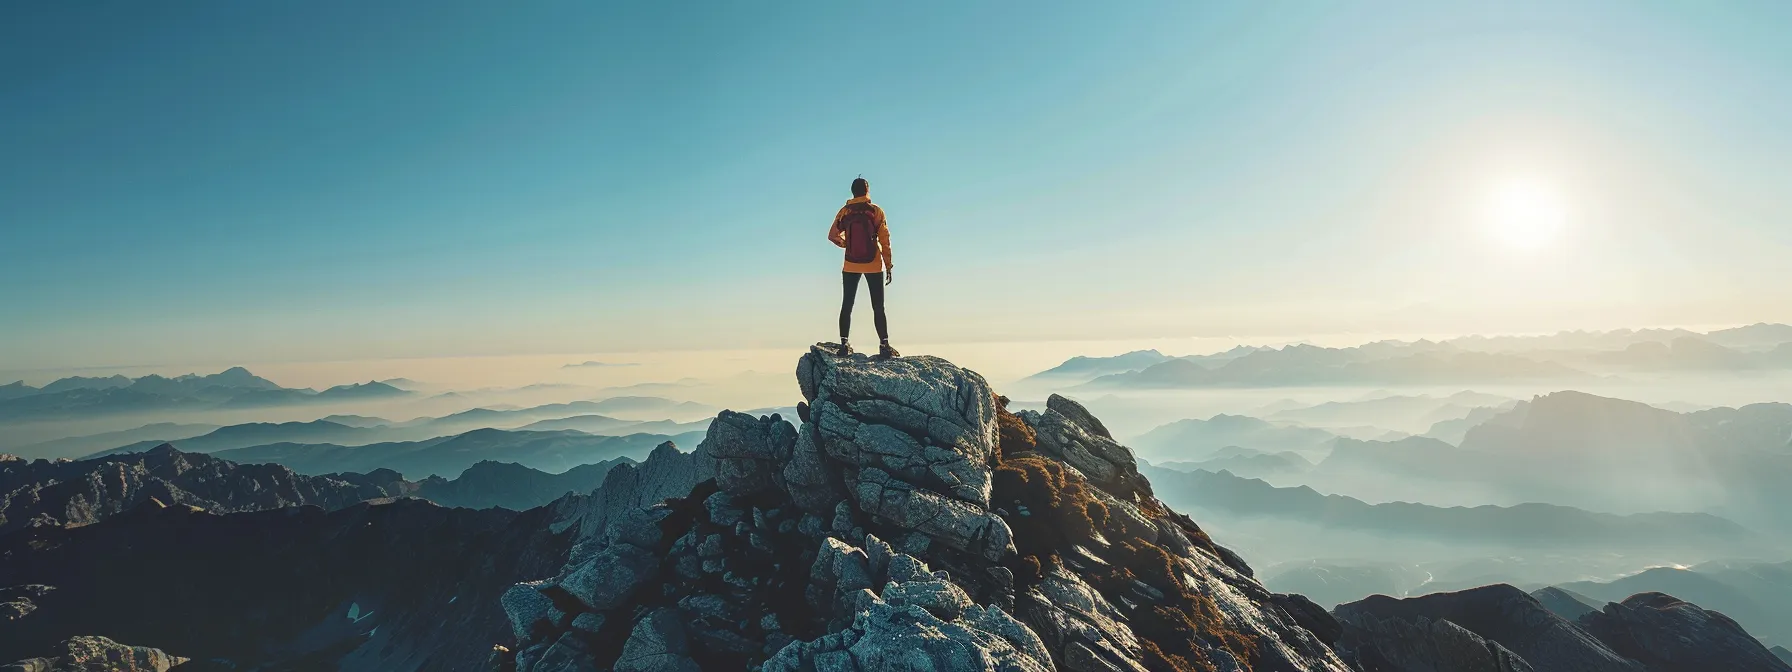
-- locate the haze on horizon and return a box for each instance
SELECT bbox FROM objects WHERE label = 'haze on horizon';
[6,2,1791,374]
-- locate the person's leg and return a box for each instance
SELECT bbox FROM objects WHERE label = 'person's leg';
[868,271,889,342]
[839,271,860,342]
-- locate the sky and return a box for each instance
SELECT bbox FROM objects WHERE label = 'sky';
[4,1,1791,376]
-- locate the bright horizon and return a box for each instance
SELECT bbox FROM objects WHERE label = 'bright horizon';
[7,2,1791,374]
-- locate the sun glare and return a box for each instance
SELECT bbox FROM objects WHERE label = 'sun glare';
[1485,180,1566,251]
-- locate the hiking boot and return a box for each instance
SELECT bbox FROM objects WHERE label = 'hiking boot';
[878,342,901,359]
[837,342,855,357]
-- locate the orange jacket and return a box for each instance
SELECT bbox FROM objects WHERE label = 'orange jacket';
[828,196,891,273]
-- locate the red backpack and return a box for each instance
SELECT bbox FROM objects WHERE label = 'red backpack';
[838,202,880,264]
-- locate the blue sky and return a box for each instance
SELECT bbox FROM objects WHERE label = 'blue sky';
[4,1,1790,371]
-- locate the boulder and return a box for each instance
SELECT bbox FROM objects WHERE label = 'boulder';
[700,410,797,497]
[613,608,702,672]
[553,544,657,612]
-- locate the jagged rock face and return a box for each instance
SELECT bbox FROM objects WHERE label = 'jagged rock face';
[1577,592,1792,672]
[0,444,408,533]
[500,345,1352,672]
[1021,394,1151,499]
[1,635,189,672]
[703,410,797,497]
[0,497,570,671]
[543,441,714,561]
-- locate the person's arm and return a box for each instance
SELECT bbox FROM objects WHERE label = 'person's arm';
[828,208,847,248]
[879,210,893,283]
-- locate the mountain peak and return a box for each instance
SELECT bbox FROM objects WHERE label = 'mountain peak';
[497,343,1349,671]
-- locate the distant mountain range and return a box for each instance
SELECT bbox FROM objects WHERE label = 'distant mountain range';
[1141,464,1753,550]
[1022,323,1792,389]
[1332,583,1792,672]
[1153,447,1313,480]
[1,443,639,536]
[1556,560,1792,650]
[206,427,701,478]
[0,367,412,421]
[4,396,727,461]
[1302,391,1792,524]
[1085,346,1589,389]
[1265,391,1514,434]
[1129,413,1338,462]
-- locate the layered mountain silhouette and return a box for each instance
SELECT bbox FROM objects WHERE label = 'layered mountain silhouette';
[0,444,636,534]
[1019,324,1792,392]
[1557,560,1792,650]
[1141,464,1750,549]
[1334,583,1792,671]
[206,428,702,478]
[1085,346,1589,389]
[0,368,411,421]
[2,349,1781,671]
[1299,391,1792,525]
[1155,447,1314,480]
[1130,413,1338,462]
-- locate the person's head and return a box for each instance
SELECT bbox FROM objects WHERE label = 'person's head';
[851,177,869,198]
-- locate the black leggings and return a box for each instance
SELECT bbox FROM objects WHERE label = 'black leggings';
[840,271,888,341]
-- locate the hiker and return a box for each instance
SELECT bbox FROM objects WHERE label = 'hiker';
[828,177,899,358]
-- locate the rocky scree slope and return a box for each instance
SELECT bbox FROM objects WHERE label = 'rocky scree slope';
[496,344,1351,672]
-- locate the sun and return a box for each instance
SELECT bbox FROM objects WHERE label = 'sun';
[1484,180,1566,251]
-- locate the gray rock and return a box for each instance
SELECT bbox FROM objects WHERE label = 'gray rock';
[614,608,702,672]
[547,440,715,559]
[764,600,1053,672]
[1046,394,1114,440]
[880,578,973,620]
[783,423,848,514]
[556,544,657,612]
[704,491,745,527]
[570,612,604,634]
[501,580,555,642]
[1030,402,1146,497]
[528,633,597,672]
[851,467,1014,562]
[701,410,797,497]
[603,504,670,551]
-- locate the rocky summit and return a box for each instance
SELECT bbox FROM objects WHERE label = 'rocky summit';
[498,344,1351,672]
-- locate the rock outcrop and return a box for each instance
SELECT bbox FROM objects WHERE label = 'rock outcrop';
[1577,592,1792,672]
[498,345,1351,671]
[1,636,188,672]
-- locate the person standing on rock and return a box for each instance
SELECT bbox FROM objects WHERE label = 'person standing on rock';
[828,176,899,358]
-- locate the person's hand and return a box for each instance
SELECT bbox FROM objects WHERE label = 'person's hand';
[884,269,893,285]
